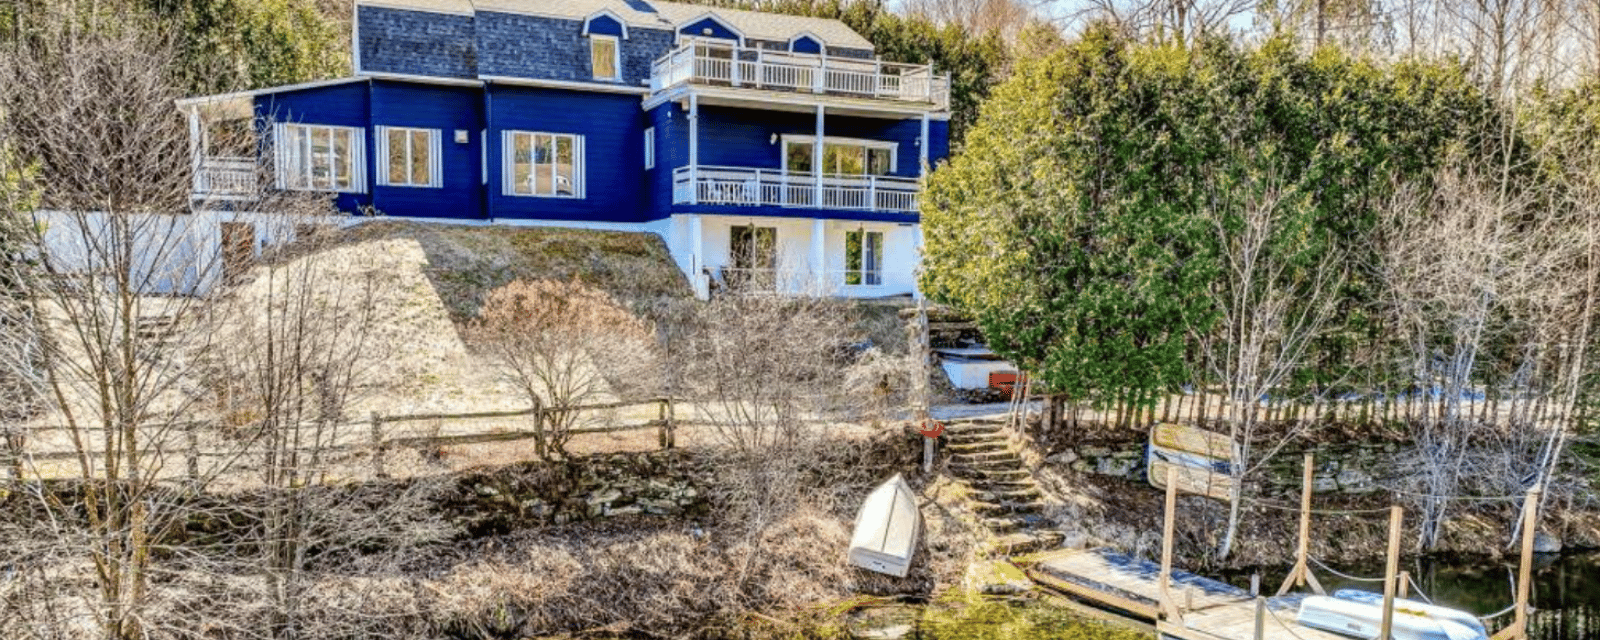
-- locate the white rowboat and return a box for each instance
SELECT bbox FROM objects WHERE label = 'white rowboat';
[848,474,921,578]
[1297,591,1488,640]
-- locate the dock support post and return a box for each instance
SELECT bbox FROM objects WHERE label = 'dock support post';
[1159,465,1182,622]
[1380,506,1404,640]
[1494,487,1541,640]
[1254,596,1266,640]
[1398,571,1410,599]
[1277,452,1325,595]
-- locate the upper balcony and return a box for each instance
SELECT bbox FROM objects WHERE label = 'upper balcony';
[649,42,950,111]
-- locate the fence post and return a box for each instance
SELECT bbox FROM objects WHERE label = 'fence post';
[2,426,23,484]
[666,398,677,449]
[369,412,387,479]
[185,420,200,484]
[533,407,547,460]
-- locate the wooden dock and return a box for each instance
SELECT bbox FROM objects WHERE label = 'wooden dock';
[1022,547,1350,640]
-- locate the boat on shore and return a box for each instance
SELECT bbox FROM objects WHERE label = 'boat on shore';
[848,474,921,578]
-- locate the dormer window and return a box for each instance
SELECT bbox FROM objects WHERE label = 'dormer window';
[591,35,620,81]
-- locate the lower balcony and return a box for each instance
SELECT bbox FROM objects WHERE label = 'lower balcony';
[671,166,919,214]
[193,156,257,200]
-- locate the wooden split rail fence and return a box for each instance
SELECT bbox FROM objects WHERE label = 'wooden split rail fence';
[1,396,683,482]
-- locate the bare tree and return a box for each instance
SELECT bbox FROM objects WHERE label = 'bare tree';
[906,0,1042,42]
[673,294,856,527]
[469,279,658,460]
[1198,155,1345,560]
[1070,0,1255,44]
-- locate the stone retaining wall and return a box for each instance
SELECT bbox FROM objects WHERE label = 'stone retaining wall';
[448,451,710,536]
[1044,442,1403,495]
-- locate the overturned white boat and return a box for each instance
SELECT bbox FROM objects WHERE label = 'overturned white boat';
[848,474,921,578]
[1297,589,1487,640]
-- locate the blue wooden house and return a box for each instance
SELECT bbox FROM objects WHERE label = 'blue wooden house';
[177,0,951,298]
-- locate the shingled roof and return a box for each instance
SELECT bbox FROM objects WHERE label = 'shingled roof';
[359,0,876,50]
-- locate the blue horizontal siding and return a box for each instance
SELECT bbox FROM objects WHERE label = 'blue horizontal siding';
[255,81,375,212]
[358,5,477,79]
[485,85,648,222]
[688,106,934,179]
[370,80,485,220]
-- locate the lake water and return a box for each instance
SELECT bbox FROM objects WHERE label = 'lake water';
[1224,553,1600,639]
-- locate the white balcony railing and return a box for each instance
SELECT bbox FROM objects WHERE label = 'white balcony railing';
[193,156,256,197]
[672,166,920,213]
[650,43,950,109]
[708,268,895,296]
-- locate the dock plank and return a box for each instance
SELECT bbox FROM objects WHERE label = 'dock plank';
[1023,548,1353,640]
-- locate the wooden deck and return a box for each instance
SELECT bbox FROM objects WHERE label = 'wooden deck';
[1023,548,1353,640]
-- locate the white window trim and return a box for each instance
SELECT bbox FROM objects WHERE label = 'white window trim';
[375,126,442,188]
[780,135,899,175]
[644,126,656,170]
[501,130,586,199]
[590,34,622,82]
[273,123,367,194]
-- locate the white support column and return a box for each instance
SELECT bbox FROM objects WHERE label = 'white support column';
[690,214,707,299]
[811,218,827,294]
[188,107,202,198]
[920,113,930,176]
[689,95,700,205]
[813,105,825,208]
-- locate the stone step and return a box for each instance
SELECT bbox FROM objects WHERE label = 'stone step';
[944,421,1004,436]
[953,467,1030,482]
[971,499,1047,517]
[981,516,1026,533]
[971,486,1042,503]
[945,431,1009,444]
[946,440,1008,455]
[992,531,1066,555]
[951,450,1022,465]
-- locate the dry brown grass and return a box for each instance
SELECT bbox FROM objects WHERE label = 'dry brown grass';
[336,220,692,322]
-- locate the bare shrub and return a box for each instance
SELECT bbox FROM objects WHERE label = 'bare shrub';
[468,279,658,460]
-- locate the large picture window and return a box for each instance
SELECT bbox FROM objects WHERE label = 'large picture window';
[591,35,620,81]
[503,131,584,198]
[845,229,883,286]
[274,123,366,193]
[376,126,441,188]
[784,137,895,176]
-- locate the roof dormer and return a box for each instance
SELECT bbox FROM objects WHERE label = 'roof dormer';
[582,9,629,40]
[789,32,824,54]
[676,12,744,45]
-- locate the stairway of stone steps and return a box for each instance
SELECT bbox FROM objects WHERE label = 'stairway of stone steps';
[943,419,1065,555]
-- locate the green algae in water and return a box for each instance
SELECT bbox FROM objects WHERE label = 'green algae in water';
[919,599,1152,640]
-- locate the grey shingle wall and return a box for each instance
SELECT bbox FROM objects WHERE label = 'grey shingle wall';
[358,5,478,79]
[478,11,674,86]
